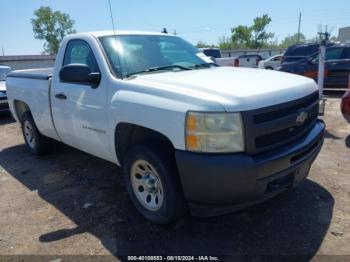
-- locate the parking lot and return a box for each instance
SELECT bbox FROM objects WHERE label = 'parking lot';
[0,96,349,259]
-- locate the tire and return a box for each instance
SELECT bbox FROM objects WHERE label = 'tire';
[20,111,48,155]
[266,67,274,70]
[123,144,187,224]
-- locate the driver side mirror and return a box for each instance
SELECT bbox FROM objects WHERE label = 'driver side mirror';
[59,64,101,86]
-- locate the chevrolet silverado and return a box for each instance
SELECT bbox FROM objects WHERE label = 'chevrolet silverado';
[6,31,325,224]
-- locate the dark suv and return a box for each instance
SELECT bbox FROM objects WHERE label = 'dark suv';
[279,44,350,89]
[282,43,335,63]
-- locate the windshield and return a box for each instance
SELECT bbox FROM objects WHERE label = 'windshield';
[99,35,208,77]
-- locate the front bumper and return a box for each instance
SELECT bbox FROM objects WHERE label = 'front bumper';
[175,120,325,216]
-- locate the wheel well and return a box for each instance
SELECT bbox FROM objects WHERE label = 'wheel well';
[115,123,175,165]
[14,100,31,121]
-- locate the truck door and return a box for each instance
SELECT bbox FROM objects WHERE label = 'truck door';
[51,39,111,160]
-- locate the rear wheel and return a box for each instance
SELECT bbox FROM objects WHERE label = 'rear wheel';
[21,111,48,155]
[123,144,187,224]
[266,66,274,70]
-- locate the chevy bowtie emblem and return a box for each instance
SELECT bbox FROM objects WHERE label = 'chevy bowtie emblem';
[296,110,308,126]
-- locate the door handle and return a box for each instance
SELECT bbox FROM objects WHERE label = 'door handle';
[55,93,67,100]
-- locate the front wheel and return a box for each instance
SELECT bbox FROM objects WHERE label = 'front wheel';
[123,144,187,224]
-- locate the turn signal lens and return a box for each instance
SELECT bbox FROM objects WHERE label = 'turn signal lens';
[186,114,197,131]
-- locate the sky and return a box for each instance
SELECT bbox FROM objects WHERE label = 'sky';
[1,0,350,55]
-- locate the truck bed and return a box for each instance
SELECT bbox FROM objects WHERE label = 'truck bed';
[7,68,53,80]
[6,67,59,141]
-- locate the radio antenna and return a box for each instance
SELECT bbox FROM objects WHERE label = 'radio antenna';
[108,0,117,36]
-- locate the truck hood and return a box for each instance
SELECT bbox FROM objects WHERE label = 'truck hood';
[130,67,318,111]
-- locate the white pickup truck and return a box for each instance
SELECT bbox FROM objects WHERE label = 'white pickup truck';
[6,31,324,224]
[199,48,239,67]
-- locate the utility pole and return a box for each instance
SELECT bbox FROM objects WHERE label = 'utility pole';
[173,29,177,35]
[317,27,330,114]
[1,46,4,56]
[297,12,302,43]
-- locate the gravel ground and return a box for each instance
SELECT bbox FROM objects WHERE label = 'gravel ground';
[0,97,349,261]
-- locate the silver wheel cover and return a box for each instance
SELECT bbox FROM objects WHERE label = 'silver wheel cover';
[130,160,164,211]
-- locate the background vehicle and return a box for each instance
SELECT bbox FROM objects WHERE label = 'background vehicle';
[0,65,12,112]
[200,48,239,67]
[279,44,350,89]
[238,54,263,68]
[282,43,335,64]
[6,31,324,224]
[258,54,283,70]
[341,76,350,122]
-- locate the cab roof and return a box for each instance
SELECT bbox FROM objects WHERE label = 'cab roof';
[72,30,171,38]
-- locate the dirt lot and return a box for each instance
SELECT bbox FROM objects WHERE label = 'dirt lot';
[0,97,349,261]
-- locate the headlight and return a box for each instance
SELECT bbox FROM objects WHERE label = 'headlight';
[185,111,244,153]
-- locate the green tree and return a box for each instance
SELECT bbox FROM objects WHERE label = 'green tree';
[231,25,252,48]
[307,35,321,43]
[196,41,211,48]
[280,33,306,47]
[31,6,76,54]
[229,14,274,49]
[250,14,274,48]
[218,36,233,50]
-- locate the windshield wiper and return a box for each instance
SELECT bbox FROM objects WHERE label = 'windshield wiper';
[125,65,192,78]
[191,62,218,69]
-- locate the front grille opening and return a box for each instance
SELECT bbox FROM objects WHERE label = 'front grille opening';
[255,105,318,149]
[243,91,320,155]
[266,173,293,193]
[255,119,315,148]
[0,103,8,110]
[254,92,319,124]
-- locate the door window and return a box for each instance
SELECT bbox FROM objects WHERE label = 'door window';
[326,47,344,61]
[63,40,100,72]
[340,47,350,59]
[312,47,345,63]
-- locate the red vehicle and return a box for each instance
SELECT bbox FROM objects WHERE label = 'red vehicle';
[341,76,350,122]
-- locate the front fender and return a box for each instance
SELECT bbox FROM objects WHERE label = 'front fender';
[109,90,188,154]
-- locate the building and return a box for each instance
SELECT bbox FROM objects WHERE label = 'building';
[338,27,350,43]
[0,55,55,70]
